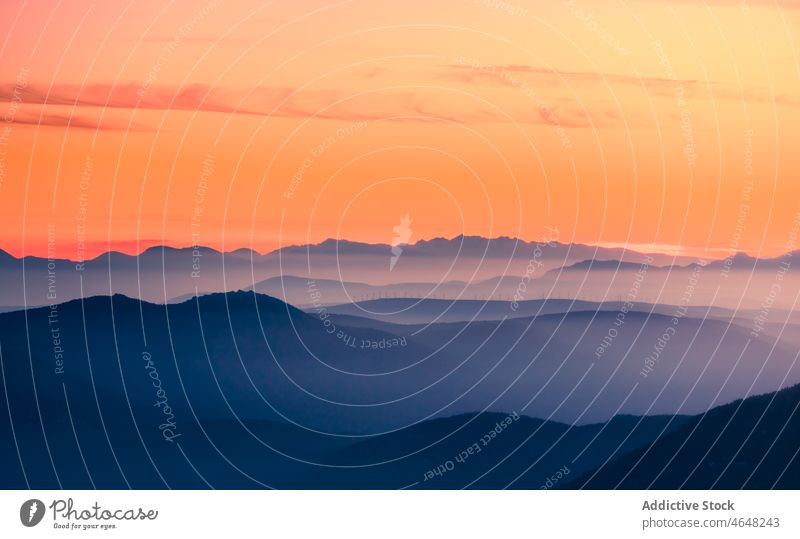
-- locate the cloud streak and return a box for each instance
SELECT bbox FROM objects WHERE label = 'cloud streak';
[0,82,605,128]
[4,61,784,133]
[7,111,144,131]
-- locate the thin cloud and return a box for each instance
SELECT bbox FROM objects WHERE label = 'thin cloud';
[440,63,800,109]
[0,83,534,125]
[441,63,717,91]
[0,81,642,129]
[8,111,144,131]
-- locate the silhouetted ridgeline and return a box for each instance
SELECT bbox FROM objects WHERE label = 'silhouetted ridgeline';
[0,293,797,488]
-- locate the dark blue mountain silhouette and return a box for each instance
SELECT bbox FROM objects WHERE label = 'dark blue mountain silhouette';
[1,292,798,489]
[565,384,800,489]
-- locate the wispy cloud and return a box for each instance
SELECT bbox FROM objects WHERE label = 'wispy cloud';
[441,63,719,93]
[440,62,800,110]
[7,110,143,131]
[6,64,777,133]
[0,82,601,127]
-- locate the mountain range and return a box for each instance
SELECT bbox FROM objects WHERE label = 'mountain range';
[1,290,798,488]
[3,236,798,312]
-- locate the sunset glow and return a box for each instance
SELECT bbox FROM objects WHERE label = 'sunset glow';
[1,0,799,259]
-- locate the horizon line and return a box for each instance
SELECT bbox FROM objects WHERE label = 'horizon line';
[0,235,788,263]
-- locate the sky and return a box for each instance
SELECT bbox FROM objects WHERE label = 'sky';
[0,0,798,260]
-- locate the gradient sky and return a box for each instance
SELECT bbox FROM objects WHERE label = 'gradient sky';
[0,0,798,259]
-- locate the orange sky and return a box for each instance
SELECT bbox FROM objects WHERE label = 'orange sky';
[0,0,798,260]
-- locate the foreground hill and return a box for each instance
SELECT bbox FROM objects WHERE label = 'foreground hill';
[565,384,800,489]
[0,292,797,488]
